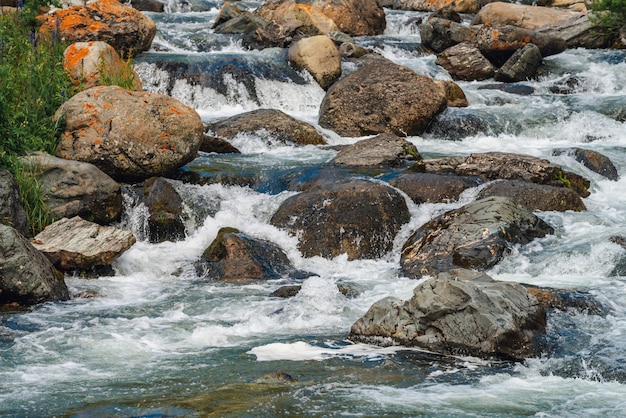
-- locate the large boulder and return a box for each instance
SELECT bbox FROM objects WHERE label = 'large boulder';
[288,35,341,89]
[477,180,586,212]
[330,133,420,168]
[38,0,157,58]
[494,43,543,82]
[348,269,547,360]
[318,59,447,137]
[63,41,142,91]
[536,14,614,49]
[433,80,468,108]
[0,224,69,306]
[19,152,122,225]
[419,17,475,53]
[271,179,410,260]
[552,147,619,181]
[55,86,204,182]
[472,2,582,30]
[256,1,338,36]
[400,196,554,277]
[436,42,495,81]
[389,173,480,204]
[206,109,325,146]
[393,0,481,13]
[304,0,386,37]
[0,170,29,236]
[31,216,136,272]
[195,227,309,283]
[135,177,187,243]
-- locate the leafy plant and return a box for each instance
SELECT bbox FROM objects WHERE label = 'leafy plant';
[589,0,626,32]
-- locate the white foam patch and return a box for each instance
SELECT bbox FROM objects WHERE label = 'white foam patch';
[248,341,402,362]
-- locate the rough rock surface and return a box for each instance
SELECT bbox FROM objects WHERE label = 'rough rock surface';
[318,59,447,137]
[207,108,325,146]
[255,1,339,36]
[393,0,481,13]
[0,224,69,305]
[39,0,157,58]
[433,80,468,108]
[0,170,29,236]
[55,86,204,182]
[63,41,142,91]
[288,35,341,89]
[348,269,547,360]
[553,147,619,181]
[295,0,386,37]
[31,216,136,271]
[436,42,495,81]
[426,110,488,140]
[136,177,187,243]
[389,173,480,204]
[330,133,420,167]
[195,227,308,283]
[20,152,122,225]
[536,14,613,49]
[400,196,554,277]
[477,180,586,212]
[271,179,410,260]
[472,2,582,30]
[494,43,542,82]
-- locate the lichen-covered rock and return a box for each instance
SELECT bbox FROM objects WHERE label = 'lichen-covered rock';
[19,152,122,225]
[0,224,69,306]
[319,59,447,137]
[0,169,29,236]
[288,35,341,89]
[348,269,547,360]
[389,173,480,204]
[436,42,495,81]
[39,0,156,58]
[271,179,410,260]
[206,109,325,146]
[31,216,136,272]
[477,180,586,212]
[330,133,420,168]
[400,196,554,277]
[55,86,203,182]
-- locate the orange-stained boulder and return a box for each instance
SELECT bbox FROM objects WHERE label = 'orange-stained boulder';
[39,0,156,58]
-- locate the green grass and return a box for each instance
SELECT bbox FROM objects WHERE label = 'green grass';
[590,0,626,32]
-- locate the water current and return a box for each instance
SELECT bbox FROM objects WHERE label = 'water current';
[2,1,626,416]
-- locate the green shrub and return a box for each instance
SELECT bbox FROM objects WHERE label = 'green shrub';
[590,0,626,32]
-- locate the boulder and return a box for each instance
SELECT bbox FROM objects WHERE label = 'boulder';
[135,177,187,243]
[338,42,370,59]
[411,152,591,197]
[526,286,606,315]
[330,133,420,168]
[472,2,582,30]
[389,173,480,204]
[436,42,495,81]
[536,14,613,49]
[255,1,339,37]
[494,43,542,82]
[31,216,136,272]
[477,82,535,95]
[303,0,386,37]
[0,170,29,237]
[419,17,475,53]
[400,196,554,277]
[215,12,270,36]
[55,86,204,182]
[206,109,325,146]
[212,1,246,29]
[348,269,547,360]
[433,80,468,108]
[0,224,69,306]
[318,59,447,137]
[195,227,308,283]
[393,0,481,13]
[477,180,586,212]
[241,19,294,49]
[19,152,122,225]
[128,0,164,12]
[63,41,142,91]
[38,0,157,58]
[288,35,341,89]
[552,147,619,181]
[426,111,488,140]
[271,179,410,260]
[200,135,241,154]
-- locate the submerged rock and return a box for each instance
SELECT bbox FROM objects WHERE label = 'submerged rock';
[400,196,554,277]
[0,224,69,306]
[31,216,136,272]
[271,179,410,260]
[477,180,586,212]
[349,269,547,360]
[389,173,480,204]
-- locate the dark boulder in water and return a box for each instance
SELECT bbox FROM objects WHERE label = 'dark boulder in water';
[389,173,480,204]
[553,147,619,181]
[477,180,586,212]
[425,110,489,140]
[330,133,420,168]
[135,177,187,243]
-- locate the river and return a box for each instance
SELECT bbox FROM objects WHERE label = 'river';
[2,1,626,416]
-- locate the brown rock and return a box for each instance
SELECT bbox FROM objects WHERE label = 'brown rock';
[477,180,586,212]
[552,147,619,181]
[472,2,582,30]
[433,80,468,107]
[436,42,495,81]
[330,133,420,167]
[256,1,338,36]
[305,0,386,36]
[288,35,341,89]
[393,0,481,13]
[389,173,480,204]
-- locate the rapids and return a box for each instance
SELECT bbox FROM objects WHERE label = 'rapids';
[2,2,626,416]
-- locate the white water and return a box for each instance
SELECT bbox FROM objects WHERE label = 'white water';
[2,2,626,416]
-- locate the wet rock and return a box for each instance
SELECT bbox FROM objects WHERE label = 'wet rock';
[136,177,187,243]
[212,1,246,29]
[526,286,606,315]
[433,80,468,108]
[270,285,302,298]
[393,0,481,13]
[330,133,420,168]
[419,17,475,53]
[303,0,386,37]
[548,75,584,94]
[200,135,242,154]
[195,227,308,283]
[494,43,542,83]
[215,12,270,35]
[426,110,488,140]
[400,196,554,277]
[339,42,370,58]
[436,42,495,81]
[255,1,339,37]
[348,269,547,360]
[477,180,586,212]
[288,35,341,89]
[63,41,142,91]
[389,173,480,204]
[0,225,69,306]
[318,59,447,137]
[55,86,204,182]
[552,148,619,181]
[31,216,136,272]
[242,19,294,49]
[271,179,410,260]
[128,0,164,12]
[0,170,29,237]
[477,83,535,95]
[472,2,582,30]
[19,152,122,225]
[38,0,157,58]
[206,109,325,146]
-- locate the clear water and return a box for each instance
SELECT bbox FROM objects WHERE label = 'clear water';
[2,2,626,416]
